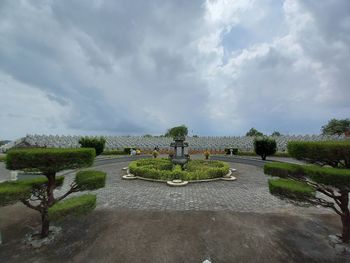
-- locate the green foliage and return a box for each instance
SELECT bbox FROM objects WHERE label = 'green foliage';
[271,131,281,137]
[79,136,106,156]
[0,182,31,206]
[0,176,65,207]
[6,148,95,174]
[165,125,188,138]
[48,194,96,221]
[264,162,302,178]
[0,155,6,162]
[246,128,263,137]
[101,150,127,155]
[288,141,350,168]
[321,118,350,136]
[75,170,106,190]
[129,158,229,181]
[268,178,315,200]
[254,137,277,160]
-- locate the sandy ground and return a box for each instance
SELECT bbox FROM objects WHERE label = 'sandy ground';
[0,204,348,263]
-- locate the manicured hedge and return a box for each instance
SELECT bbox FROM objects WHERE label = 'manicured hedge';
[79,137,106,156]
[20,175,65,188]
[268,178,315,200]
[264,162,303,178]
[287,141,350,168]
[0,182,31,206]
[75,170,106,190]
[48,194,97,221]
[129,158,230,181]
[6,148,95,174]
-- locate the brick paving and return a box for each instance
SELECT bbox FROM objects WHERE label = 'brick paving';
[55,161,299,212]
[1,159,329,213]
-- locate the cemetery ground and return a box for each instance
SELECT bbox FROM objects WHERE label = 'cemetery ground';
[0,158,348,262]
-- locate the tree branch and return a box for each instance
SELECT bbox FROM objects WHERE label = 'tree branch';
[52,182,79,205]
[21,199,41,212]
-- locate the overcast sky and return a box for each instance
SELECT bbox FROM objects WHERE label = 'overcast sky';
[0,0,349,139]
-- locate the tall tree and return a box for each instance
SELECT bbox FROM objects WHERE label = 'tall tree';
[322,118,350,136]
[265,141,350,243]
[246,128,263,137]
[165,125,188,138]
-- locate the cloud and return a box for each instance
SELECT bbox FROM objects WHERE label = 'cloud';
[0,0,349,139]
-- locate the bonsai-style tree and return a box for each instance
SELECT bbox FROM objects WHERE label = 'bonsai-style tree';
[79,136,106,156]
[0,148,106,238]
[254,137,277,160]
[246,127,263,137]
[264,141,350,243]
[165,125,188,138]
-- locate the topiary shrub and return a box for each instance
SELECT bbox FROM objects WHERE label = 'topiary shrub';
[254,137,277,160]
[49,194,96,221]
[264,140,350,243]
[79,136,106,156]
[0,148,106,239]
[129,158,229,181]
[75,170,106,190]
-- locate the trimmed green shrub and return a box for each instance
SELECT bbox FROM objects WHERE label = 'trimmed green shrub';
[288,141,350,168]
[0,155,6,162]
[19,175,65,188]
[264,162,303,179]
[254,137,277,160]
[101,150,126,155]
[49,194,96,221]
[129,158,229,181]
[75,170,106,190]
[79,136,106,156]
[0,182,31,206]
[268,178,315,200]
[6,148,95,174]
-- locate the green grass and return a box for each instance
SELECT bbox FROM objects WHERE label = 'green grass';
[49,194,96,221]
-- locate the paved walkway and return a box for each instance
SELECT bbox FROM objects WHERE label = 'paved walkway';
[56,160,326,213]
[0,156,327,213]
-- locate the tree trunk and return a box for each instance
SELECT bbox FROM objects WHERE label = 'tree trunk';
[261,154,266,160]
[340,191,350,243]
[41,210,50,238]
[40,172,56,238]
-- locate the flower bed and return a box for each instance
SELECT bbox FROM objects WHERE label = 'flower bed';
[128,158,230,181]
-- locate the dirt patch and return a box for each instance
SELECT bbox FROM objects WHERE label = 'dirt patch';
[0,204,348,263]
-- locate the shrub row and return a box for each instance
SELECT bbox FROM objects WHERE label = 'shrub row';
[6,148,95,174]
[75,170,107,190]
[48,194,96,221]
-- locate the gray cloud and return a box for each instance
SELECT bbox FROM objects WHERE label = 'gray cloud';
[0,0,349,139]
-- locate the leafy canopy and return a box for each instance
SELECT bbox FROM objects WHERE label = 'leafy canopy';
[321,118,350,136]
[246,128,263,137]
[165,125,188,138]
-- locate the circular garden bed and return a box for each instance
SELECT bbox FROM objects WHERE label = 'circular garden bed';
[128,158,230,181]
